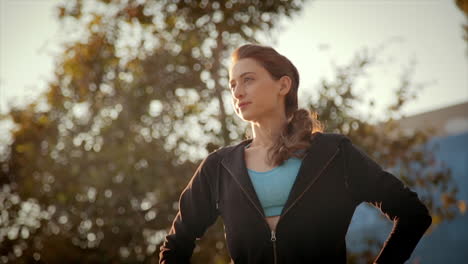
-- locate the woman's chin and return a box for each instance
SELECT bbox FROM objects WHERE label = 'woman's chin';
[236,111,249,120]
[239,113,257,122]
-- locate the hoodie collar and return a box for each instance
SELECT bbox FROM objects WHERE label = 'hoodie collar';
[220,132,341,217]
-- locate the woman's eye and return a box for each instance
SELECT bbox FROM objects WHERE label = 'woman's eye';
[230,78,253,90]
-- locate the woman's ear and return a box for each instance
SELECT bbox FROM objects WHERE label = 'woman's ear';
[279,75,292,95]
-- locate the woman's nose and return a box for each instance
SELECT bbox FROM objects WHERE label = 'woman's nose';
[233,85,245,99]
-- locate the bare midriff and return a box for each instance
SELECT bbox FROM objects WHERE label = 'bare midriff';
[265,215,280,231]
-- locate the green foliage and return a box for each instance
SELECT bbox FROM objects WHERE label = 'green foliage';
[1,0,308,263]
[0,0,464,263]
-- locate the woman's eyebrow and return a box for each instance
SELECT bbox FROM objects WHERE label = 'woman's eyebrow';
[230,71,256,84]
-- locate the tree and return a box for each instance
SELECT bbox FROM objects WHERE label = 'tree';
[0,0,464,263]
[1,0,308,263]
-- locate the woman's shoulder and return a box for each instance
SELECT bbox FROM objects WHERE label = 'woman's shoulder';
[311,131,349,144]
[209,133,350,155]
[209,138,251,156]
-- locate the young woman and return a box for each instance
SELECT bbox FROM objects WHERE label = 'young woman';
[159,44,432,264]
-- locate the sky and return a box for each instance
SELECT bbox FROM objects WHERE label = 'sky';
[0,0,467,122]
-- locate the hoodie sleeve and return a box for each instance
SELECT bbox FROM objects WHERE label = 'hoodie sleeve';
[339,137,432,264]
[158,152,220,264]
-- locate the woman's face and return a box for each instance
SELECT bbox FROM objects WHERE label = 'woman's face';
[228,58,290,122]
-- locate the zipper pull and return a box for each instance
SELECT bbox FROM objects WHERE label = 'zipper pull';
[270,230,276,242]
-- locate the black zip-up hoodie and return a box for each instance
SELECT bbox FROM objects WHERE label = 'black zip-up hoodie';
[159,132,432,264]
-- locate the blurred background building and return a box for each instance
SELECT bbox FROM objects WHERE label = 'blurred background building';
[347,101,468,263]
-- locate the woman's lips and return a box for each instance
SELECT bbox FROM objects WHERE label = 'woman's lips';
[238,102,251,109]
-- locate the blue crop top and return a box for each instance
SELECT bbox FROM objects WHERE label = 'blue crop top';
[245,142,304,217]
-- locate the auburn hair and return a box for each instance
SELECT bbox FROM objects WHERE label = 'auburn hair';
[230,43,324,167]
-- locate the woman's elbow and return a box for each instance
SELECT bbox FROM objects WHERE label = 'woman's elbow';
[422,212,432,230]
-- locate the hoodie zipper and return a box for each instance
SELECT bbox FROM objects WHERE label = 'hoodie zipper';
[225,167,278,263]
[271,230,277,264]
[224,147,339,264]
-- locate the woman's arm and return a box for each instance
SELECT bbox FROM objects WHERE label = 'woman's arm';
[340,137,432,264]
[158,152,220,264]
